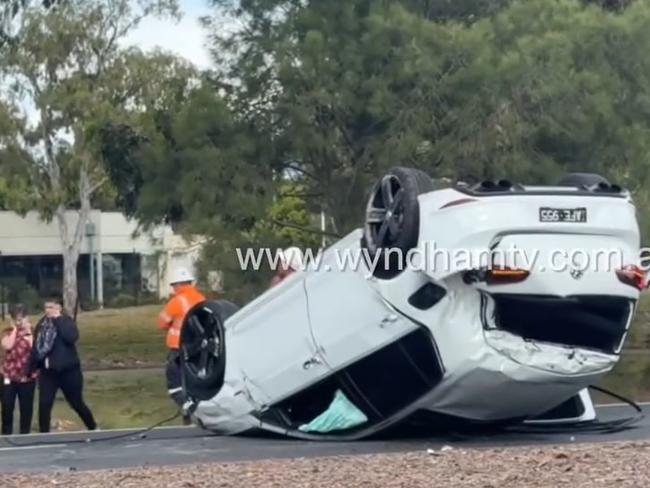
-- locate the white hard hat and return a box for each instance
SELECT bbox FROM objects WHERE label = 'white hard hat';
[170,267,195,285]
[281,247,303,270]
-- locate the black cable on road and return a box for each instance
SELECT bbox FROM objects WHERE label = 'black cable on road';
[500,385,645,436]
[0,411,195,448]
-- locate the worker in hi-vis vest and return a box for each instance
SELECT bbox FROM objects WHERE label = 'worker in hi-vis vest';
[157,267,206,422]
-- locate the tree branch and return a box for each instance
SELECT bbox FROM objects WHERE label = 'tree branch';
[87,175,109,197]
[277,191,324,199]
[269,219,341,238]
[280,161,319,181]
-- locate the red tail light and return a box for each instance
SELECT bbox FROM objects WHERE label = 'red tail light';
[486,266,530,285]
[616,265,646,290]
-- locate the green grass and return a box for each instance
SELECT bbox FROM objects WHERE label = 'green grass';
[74,305,167,370]
[596,352,650,403]
[2,369,178,433]
[594,291,650,403]
[48,369,180,431]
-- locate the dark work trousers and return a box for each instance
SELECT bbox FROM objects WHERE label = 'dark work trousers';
[166,349,191,424]
[1,380,36,435]
[166,349,184,406]
[38,367,97,433]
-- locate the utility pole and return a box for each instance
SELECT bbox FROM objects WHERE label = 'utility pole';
[85,222,96,302]
[133,247,139,305]
[320,210,326,248]
[97,248,104,309]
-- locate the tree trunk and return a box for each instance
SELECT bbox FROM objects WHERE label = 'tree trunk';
[62,243,80,314]
[55,164,93,313]
[55,205,88,313]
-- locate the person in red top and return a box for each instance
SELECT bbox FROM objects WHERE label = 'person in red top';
[157,267,206,422]
[1,304,37,435]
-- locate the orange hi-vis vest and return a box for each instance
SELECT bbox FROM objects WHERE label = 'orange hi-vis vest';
[157,284,206,349]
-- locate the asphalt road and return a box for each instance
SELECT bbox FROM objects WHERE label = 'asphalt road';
[0,403,648,473]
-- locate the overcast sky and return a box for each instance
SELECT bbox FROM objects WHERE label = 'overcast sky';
[7,1,218,128]
[123,0,214,69]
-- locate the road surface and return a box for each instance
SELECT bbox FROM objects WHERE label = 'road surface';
[0,403,647,473]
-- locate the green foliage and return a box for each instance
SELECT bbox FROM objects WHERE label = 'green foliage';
[205,0,650,243]
[190,180,321,303]
[3,276,41,311]
[209,1,464,232]
[249,181,322,248]
[106,81,273,239]
[99,51,200,218]
[194,237,269,306]
[0,0,61,47]
[399,0,512,22]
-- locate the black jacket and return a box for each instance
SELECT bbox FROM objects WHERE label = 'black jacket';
[29,314,81,373]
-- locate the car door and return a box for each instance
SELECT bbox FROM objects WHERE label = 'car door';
[226,272,330,406]
[304,260,417,372]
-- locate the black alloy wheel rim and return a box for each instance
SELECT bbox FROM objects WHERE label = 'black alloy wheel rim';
[181,309,224,382]
[366,174,406,250]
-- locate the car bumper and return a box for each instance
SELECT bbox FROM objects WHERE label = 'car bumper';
[418,328,617,421]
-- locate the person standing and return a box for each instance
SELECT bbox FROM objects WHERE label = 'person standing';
[28,297,97,433]
[157,267,206,421]
[1,304,37,435]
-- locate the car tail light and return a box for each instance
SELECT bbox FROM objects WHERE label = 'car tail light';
[616,265,646,290]
[439,198,477,209]
[486,266,530,285]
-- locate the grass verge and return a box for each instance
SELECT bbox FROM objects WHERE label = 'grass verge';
[74,305,167,370]
[47,369,178,432]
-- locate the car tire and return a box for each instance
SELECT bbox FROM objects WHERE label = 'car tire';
[180,299,232,402]
[210,299,240,322]
[362,166,434,279]
[556,172,610,189]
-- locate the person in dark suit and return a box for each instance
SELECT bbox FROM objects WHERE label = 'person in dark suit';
[28,296,97,433]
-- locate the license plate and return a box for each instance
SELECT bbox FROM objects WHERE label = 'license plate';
[539,207,587,223]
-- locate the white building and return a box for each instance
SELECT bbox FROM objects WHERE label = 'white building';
[0,210,209,307]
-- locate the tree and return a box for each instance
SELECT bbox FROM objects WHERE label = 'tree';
[100,52,201,221]
[246,180,323,251]
[106,82,272,235]
[207,0,475,234]
[0,0,61,47]
[190,179,322,304]
[207,0,650,241]
[0,0,180,310]
[400,0,512,22]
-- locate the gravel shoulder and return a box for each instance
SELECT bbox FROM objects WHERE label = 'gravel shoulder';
[1,440,648,488]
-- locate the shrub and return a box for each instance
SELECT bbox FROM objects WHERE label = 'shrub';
[107,293,137,309]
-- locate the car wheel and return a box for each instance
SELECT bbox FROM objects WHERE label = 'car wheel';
[210,299,240,321]
[180,300,233,402]
[362,166,434,279]
[556,172,610,189]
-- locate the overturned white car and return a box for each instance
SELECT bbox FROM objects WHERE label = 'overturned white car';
[178,168,644,439]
